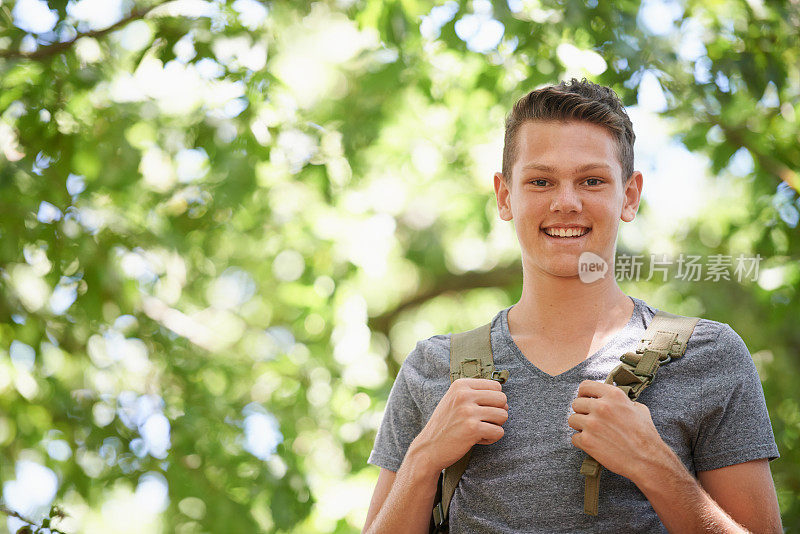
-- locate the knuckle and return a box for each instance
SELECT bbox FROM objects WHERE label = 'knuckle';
[457,404,473,419]
[595,401,612,416]
[582,418,599,433]
[610,387,627,400]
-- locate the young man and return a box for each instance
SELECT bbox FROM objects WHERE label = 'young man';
[362,79,781,533]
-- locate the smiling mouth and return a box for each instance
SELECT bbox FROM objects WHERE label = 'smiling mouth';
[541,227,591,238]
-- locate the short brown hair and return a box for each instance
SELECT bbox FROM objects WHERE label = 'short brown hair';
[502,78,635,184]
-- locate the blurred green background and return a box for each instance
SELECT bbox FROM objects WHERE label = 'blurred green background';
[0,0,798,532]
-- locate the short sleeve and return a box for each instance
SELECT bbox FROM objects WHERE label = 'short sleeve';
[692,324,780,471]
[367,342,429,472]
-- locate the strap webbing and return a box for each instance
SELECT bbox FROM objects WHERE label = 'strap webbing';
[441,449,472,519]
[442,322,491,520]
[449,323,494,382]
[433,321,506,530]
[580,310,700,516]
[636,310,700,358]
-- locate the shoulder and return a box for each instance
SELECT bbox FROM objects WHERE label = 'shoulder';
[664,315,756,384]
[388,334,451,416]
[397,333,450,385]
[636,297,748,357]
[688,318,744,353]
[635,297,755,375]
[394,310,507,392]
[685,318,753,371]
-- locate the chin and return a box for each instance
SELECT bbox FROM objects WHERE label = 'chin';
[533,260,582,278]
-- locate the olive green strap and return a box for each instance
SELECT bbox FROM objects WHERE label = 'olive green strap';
[449,323,494,382]
[432,322,509,531]
[580,310,700,516]
[440,449,472,520]
[579,457,602,515]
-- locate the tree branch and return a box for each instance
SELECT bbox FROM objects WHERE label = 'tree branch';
[366,261,521,377]
[714,121,800,192]
[0,2,169,61]
[368,261,522,336]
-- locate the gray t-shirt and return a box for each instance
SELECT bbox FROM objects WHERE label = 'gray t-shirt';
[367,296,779,532]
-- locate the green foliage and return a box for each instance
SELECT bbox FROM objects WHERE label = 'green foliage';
[0,0,798,532]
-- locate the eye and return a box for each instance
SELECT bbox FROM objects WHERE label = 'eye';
[584,177,604,186]
[529,179,549,187]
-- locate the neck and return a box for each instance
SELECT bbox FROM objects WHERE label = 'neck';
[509,262,632,340]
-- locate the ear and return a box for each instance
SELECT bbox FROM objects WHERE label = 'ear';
[494,172,513,221]
[620,171,643,222]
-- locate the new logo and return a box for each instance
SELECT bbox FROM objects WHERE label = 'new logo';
[578,252,608,283]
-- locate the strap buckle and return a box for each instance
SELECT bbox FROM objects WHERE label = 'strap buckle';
[632,345,672,367]
[633,370,656,380]
[490,369,509,384]
[579,457,601,477]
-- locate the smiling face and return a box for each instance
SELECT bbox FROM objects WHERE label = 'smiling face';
[494,120,643,279]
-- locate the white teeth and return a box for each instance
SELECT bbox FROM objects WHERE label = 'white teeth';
[544,227,588,237]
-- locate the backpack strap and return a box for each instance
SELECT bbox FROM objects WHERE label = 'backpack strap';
[580,310,700,516]
[431,322,509,533]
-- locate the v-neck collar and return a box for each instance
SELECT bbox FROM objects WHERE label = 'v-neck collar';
[499,296,641,380]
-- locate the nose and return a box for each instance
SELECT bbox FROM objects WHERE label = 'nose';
[550,183,582,213]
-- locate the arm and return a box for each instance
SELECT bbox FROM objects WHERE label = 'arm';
[364,378,509,533]
[363,468,397,531]
[363,442,440,534]
[569,380,781,533]
[633,441,782,533]
[696,459,782,533]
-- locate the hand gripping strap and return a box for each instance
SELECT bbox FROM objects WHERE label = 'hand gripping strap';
[432,322,505,532]
[581,310,700,516]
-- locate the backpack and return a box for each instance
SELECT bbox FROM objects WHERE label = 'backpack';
[429,309,700,532]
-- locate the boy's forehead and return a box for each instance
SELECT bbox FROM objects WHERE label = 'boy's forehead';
[514,120,622,174]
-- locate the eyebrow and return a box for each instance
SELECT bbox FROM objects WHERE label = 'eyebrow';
[521,163,613,174]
